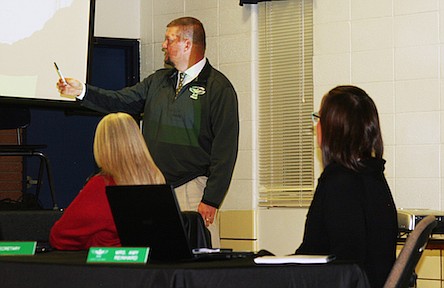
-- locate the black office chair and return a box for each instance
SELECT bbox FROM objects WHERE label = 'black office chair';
[182,211,212,249]
[0,107,58,209]
[383,215,437,288]
[0,209,63,241]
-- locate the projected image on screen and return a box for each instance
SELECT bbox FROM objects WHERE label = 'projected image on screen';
[0,0,91,102]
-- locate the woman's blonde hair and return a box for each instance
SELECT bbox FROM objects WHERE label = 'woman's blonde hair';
[93,112,165,185]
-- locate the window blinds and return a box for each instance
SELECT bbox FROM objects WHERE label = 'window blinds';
[258,0,314,207]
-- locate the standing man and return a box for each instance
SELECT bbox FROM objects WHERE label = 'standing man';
[57,17,239,247]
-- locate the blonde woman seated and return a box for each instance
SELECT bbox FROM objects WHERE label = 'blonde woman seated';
[50,112,165,250]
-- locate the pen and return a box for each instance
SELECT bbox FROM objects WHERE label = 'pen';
[53,62,67,84]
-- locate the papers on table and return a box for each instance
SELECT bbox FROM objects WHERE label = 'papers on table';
[254,254,335,264]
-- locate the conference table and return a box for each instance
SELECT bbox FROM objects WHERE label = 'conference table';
[0,250,370,288]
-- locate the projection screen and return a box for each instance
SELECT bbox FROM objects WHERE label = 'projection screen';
[0,0,93,103]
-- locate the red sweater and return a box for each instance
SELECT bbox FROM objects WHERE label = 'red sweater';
[50,175,121,250]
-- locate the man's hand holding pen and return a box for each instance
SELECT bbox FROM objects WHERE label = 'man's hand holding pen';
[57,78,83,97]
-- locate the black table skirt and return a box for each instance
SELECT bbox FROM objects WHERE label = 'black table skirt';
[0,251,370,288]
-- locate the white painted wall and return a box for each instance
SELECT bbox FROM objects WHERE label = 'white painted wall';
[312,0,444,213]
[94,0,140,38]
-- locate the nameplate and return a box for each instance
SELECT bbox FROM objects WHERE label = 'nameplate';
[0,241,36,255]
[87,247,150,264]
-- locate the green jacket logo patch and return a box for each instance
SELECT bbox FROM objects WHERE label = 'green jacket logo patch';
[189,86,206,100]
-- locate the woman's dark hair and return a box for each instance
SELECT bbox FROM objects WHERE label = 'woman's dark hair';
[319,85,383,171]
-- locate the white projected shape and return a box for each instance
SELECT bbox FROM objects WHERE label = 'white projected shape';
[0,0,74,45]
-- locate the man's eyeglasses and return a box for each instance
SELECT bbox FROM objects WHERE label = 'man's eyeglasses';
[311,112,320,125]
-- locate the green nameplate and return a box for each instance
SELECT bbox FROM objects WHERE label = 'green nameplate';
[87,247,150,264]
[0,241,36,255]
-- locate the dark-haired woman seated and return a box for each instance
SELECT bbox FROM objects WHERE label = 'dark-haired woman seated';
[296,85,398,288]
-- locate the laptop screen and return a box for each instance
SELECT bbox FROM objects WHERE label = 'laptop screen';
[106,184,193,261]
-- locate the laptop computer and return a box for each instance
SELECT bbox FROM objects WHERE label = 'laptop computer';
[106,184,195,261]
[106,184,254,262]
